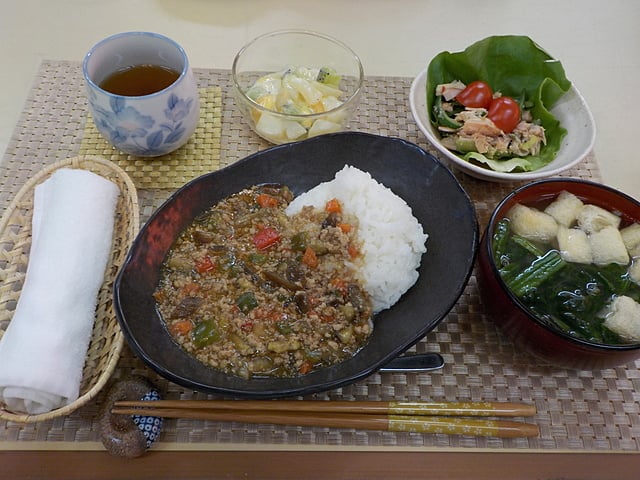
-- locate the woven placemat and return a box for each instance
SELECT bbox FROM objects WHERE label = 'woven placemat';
[1,60,639,453]
[78,87,222,189]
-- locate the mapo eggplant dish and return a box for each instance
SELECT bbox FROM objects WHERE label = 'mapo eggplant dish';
[153,185,373,379]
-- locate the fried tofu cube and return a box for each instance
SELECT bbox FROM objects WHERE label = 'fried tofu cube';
[507,203,558,244]
[621,223,640,258]
[544,190,584,227]
[576,204,621,233]
[589,226,630,265]
[557,226,592,264]
[603,295,640,342]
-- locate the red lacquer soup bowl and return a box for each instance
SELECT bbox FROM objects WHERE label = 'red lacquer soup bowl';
[477,178,640,370]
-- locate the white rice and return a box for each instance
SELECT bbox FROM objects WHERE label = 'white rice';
[286,165,428,313]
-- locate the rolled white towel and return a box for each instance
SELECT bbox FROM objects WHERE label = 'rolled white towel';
[0,168,120,415]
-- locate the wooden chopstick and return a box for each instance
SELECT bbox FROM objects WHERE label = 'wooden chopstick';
[110,406,539,438]
[114,399,536,418]
[111,400,539,438]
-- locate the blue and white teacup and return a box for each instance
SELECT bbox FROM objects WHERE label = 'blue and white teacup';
[83,31,200,157]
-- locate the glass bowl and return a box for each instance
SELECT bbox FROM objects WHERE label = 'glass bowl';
[232,30,364,145]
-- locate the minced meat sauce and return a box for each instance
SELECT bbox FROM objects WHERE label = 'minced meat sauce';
[153,185,373,379]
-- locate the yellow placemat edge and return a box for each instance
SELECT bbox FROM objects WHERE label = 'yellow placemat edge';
[78,86,222,189]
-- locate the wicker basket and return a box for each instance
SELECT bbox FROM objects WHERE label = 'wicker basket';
[0,155,139,422]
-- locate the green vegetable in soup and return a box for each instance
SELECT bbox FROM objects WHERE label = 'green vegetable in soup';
[511,235,546,258]
[526,263,635,344]
[492,218,510,262]
[506,250,567,297]
[493,218,640,345]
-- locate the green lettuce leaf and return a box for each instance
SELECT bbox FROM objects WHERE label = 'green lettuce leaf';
[465,152,532,172]
[426,35,572,172]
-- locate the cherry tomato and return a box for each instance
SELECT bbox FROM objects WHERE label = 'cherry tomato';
[487,96,521,133]
[455,81,493,108]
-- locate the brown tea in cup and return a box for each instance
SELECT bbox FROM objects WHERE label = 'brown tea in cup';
[99,64,180,96]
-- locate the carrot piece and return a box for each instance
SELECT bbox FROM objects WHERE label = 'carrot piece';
[325,198,342,213]
[347,243,360,259]
[181,282,200,296]
[337,222,352,233]
[153,290,167,303]
[170,320,193,335]
[319,311,336,323]
[257,193,278,208]
[299,360,314,375]
[251,306,276,322]
[329,278,347,294]
[302,247,319,268]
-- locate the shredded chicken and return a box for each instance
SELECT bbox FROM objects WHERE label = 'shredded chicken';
[458,114,502,137]
[440,104,546,159]
[435,80,547,160]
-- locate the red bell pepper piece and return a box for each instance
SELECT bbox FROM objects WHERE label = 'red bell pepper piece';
[195,256,216,274]
[253,227,281,250]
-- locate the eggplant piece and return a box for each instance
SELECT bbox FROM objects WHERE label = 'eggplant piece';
[208,245,227,256]
[171,296,202,318]
[294,291,310,313]
[322,212,341,229]
[193,230,216,244]
[286,263,304,283]
[263,270,302,291]
[347,284,368,312]
[242,262,265,287]
[258,184,293,202]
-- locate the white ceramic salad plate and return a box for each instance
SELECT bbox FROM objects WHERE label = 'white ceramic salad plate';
[410,67,596,183]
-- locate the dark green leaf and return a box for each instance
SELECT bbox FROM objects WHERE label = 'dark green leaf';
[426,35,571,171]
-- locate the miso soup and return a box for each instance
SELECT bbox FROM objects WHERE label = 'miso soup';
[492,191,640,345]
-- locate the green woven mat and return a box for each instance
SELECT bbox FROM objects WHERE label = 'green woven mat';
[79,87,222,189]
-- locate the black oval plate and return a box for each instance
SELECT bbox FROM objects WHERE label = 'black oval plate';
[114,132,479,398]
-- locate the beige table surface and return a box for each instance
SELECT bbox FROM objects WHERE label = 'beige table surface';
[1,0,639,199]
[1,1,640,479]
